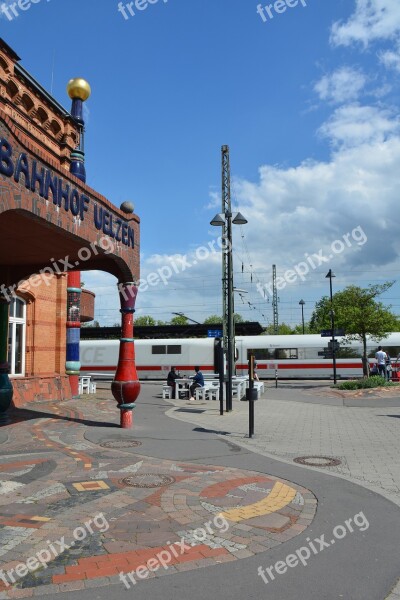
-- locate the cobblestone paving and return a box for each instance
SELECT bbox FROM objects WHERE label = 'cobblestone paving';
[167,384,400,507]
[165,383,400,600]
[0,391,316,597]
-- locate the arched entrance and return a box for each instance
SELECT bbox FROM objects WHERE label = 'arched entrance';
[0,113,141,427]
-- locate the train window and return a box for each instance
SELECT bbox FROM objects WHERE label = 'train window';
[368,346,400,358]
[336,347,360,358]
[152,345,166,354]
[247,348,273,360]
[167,345,181,354]
[247,348,298,360]
[275,348,298,359]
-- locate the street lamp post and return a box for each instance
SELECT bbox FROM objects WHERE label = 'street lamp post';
[299,299,305,334]
[325,270,337,384]
[210,211,247,412]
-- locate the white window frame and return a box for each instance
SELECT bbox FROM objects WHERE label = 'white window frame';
[8,297,26,377]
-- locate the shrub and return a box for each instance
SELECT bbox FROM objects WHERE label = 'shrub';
[337,376,399,390]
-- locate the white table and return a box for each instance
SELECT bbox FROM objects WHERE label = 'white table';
[175,379,191,399]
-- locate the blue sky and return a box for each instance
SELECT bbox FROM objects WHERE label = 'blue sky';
[3,0,400,327]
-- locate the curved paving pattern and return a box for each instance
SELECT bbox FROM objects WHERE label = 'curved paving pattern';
[0,394,316,596]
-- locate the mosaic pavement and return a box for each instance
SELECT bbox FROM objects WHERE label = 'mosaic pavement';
[0,392,316,596]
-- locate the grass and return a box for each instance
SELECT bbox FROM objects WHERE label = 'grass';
[336,376,400,390]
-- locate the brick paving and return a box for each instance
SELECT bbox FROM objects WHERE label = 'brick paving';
[165,381,400,600]
[167,383,400,507]
[0,389,316,596]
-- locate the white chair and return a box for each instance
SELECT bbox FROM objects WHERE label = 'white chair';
[195,386,206,401]
[162,385,173,399]
[79,376,91,395]
[232,381,246,400]
[90,382,97,394]
[256,381,265,394]
[247,380,264,397]
[206,386,220,401]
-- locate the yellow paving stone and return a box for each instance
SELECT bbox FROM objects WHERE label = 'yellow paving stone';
[220,482,297,523]
[73,480,110,492]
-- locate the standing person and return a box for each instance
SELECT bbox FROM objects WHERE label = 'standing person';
[253,361,259,381]
[385,352,392,381]
[375,346,387,378]
[189,366,204,401]
[167,366,180,397]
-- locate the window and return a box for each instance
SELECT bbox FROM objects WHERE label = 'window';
[275,348,298,359]
[248,348,298,360]
[152,345,166,355]
[8,297,26,376]
[167,345,181,354]
[151,345,182,355]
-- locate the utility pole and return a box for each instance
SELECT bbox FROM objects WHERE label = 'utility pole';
[272,264,279,334]
[221,145,234,411]
[211,147,247,412]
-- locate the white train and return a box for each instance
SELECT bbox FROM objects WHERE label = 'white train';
[80,333,400,380]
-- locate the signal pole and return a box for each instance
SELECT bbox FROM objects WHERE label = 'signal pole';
[221,146,234,412]
[211,147,247,411]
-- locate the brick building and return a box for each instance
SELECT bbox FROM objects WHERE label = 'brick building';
[0,38,141,426]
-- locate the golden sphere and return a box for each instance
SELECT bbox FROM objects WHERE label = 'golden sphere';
[67,78,91,101]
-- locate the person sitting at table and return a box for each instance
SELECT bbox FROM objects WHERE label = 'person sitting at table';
[167,366,180,397]
[189,366,204,401]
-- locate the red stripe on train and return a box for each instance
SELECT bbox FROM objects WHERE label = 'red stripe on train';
[236,363,363,370]
[80,365,217,372]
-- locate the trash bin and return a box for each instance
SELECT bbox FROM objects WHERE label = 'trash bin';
[245,388,258,401]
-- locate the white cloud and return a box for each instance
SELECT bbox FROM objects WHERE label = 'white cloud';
[231,136,400,278]
[318,104,400,148]
[331,0,400,47]
[85,132,400,326]
[314,67,367,104]
[379,43,400,72]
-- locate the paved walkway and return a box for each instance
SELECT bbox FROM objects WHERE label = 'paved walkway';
[166,382,400,508]
[0,390,315,597]
[165,381,400,600]
[0,383,399,600]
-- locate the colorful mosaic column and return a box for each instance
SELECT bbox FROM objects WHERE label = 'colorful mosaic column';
[111,283,141,428]
[66,79,91,398]
[0,299,12,416]
[66,272,81,397]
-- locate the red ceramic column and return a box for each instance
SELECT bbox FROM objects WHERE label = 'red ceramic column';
[111,282,140,428]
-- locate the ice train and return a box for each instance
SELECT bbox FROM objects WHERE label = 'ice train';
[80,333,400,380]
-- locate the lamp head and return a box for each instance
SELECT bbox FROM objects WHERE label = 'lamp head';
[210,213,225,227]
[232,212,248,225]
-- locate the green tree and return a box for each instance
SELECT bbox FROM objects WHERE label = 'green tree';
[204,315,222,324]
[170,315,188,325]
[203,313,245,325]
[263,322,296,335]
[292,323,311,335]
[309,282,397,375]
[134,315,157,326]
